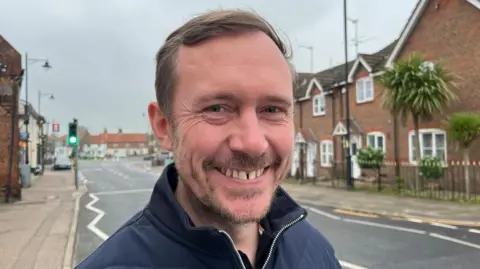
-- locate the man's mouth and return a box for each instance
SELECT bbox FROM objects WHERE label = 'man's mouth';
[215,167,269,180]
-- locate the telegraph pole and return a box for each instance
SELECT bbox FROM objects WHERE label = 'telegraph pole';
[343,0,354,189]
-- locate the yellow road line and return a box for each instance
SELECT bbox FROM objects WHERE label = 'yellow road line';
[333,209,379,218]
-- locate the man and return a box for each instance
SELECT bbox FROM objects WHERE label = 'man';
[76,9,341,269]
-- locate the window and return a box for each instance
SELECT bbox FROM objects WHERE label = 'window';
[312,94,325,116]
[320,140,334,167]
[409,129,447,163]
[366,132,386,152]
[356,77,374,103]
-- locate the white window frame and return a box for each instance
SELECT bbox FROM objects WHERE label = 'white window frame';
[408,128,447,164]
[320,140,334,167]
[366,131,386,153]
[356,77,374,103]
[312,94,326,116]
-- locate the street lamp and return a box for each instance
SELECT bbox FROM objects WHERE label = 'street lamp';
[24,52,52,166]
[37,90,54,171]
[38,90,54,116]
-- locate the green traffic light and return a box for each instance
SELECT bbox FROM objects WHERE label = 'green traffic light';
[69,136,78,144]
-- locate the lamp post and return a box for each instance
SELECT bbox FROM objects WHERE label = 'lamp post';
[24,52,51,166]
[38,90,54,116]
[343,0,354,189]
[38,90,54,171]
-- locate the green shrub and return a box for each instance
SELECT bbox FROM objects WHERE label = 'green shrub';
[419,156,444,179]
[357,147,385,169]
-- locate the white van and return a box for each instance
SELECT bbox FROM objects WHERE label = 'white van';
[53,155,72,170]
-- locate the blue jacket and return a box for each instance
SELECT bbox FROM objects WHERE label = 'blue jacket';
[76,164,341,269]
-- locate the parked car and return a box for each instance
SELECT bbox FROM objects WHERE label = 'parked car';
[143,155,154,161]
[53,156,73,170]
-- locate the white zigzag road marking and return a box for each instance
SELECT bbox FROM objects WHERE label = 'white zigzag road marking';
[85,193,109,241]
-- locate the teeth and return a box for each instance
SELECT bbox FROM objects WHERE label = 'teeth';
[238,171,247,180]
[219,168,266,180]
[256,168,264,178]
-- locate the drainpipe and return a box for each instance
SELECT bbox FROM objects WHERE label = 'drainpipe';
[331,87,337,172]
[299,99,305,179]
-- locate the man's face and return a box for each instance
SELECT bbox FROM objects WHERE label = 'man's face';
[152,32,294,224]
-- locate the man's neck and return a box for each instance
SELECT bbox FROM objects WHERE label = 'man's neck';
[175,179,259,264]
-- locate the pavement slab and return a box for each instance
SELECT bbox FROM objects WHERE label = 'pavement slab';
[0,170,86,269]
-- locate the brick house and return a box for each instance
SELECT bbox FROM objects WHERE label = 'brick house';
[293,0,480,181]
[83,130,148,159]
[0,34,23,199]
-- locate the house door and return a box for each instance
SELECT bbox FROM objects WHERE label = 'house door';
[350,135,362,179]
[306,142,317,177]
[291,143,301,177]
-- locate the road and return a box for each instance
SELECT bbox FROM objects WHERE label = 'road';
[74,159,480,268]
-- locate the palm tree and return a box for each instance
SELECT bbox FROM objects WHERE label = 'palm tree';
[379,54,458,190]
[444,112,480,196]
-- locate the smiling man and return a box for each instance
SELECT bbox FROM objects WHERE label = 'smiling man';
[76,9,341,269]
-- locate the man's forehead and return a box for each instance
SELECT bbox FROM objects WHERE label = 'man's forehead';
[176,31,289,70]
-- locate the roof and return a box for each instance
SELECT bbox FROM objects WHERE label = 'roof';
[86,133,148,144]
[296,60,356,100]
[295,128,318,142]
[294,72,315,99]
[347,39,398,81]
[386,0,480,67]
[18,100,44,122]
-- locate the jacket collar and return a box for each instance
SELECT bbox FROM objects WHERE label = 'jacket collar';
[145,163,307,256]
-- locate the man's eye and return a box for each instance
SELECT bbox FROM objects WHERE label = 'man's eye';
[206,105,225,112]
[264,106,281,113]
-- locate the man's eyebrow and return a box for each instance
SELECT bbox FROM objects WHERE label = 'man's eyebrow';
[195,92,292,107]
[261,94,293,107]
[196,92,238,104]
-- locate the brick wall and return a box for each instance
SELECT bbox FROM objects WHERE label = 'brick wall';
[0,84,20,198]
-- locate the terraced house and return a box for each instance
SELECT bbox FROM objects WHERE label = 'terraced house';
[292,0,480,181]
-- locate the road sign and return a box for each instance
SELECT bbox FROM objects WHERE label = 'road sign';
[52,122,60,133]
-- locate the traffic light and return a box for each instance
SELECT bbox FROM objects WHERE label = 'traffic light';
[68,120,78,145]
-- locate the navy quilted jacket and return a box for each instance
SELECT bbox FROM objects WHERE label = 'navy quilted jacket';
[75,164,341,269]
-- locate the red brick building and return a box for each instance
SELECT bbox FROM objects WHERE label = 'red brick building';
[293,0,480,180]
[0,34,23,199]
[83,131,148,158]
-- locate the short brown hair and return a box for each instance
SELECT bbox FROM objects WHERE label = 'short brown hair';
[154,9,295,122]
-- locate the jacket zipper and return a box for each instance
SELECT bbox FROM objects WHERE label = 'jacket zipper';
[219,230,247,269]
[219,213,305,269]
[260,214,305,269]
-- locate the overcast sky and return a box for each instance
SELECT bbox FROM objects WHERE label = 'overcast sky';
[1,0,417,135]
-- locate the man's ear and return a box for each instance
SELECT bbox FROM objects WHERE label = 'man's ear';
[148,102,173,151]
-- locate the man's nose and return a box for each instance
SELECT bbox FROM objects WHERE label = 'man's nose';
[229,110,268,157]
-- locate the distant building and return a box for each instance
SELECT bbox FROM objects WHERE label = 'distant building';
[82,131,148,159]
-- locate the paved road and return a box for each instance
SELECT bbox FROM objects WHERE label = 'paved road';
[74,160,480,268]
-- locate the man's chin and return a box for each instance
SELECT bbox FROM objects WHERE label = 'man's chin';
[212,194,273,224]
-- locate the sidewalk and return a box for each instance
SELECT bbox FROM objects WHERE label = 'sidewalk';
[282,182,480,226]
[0,171,86,269]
